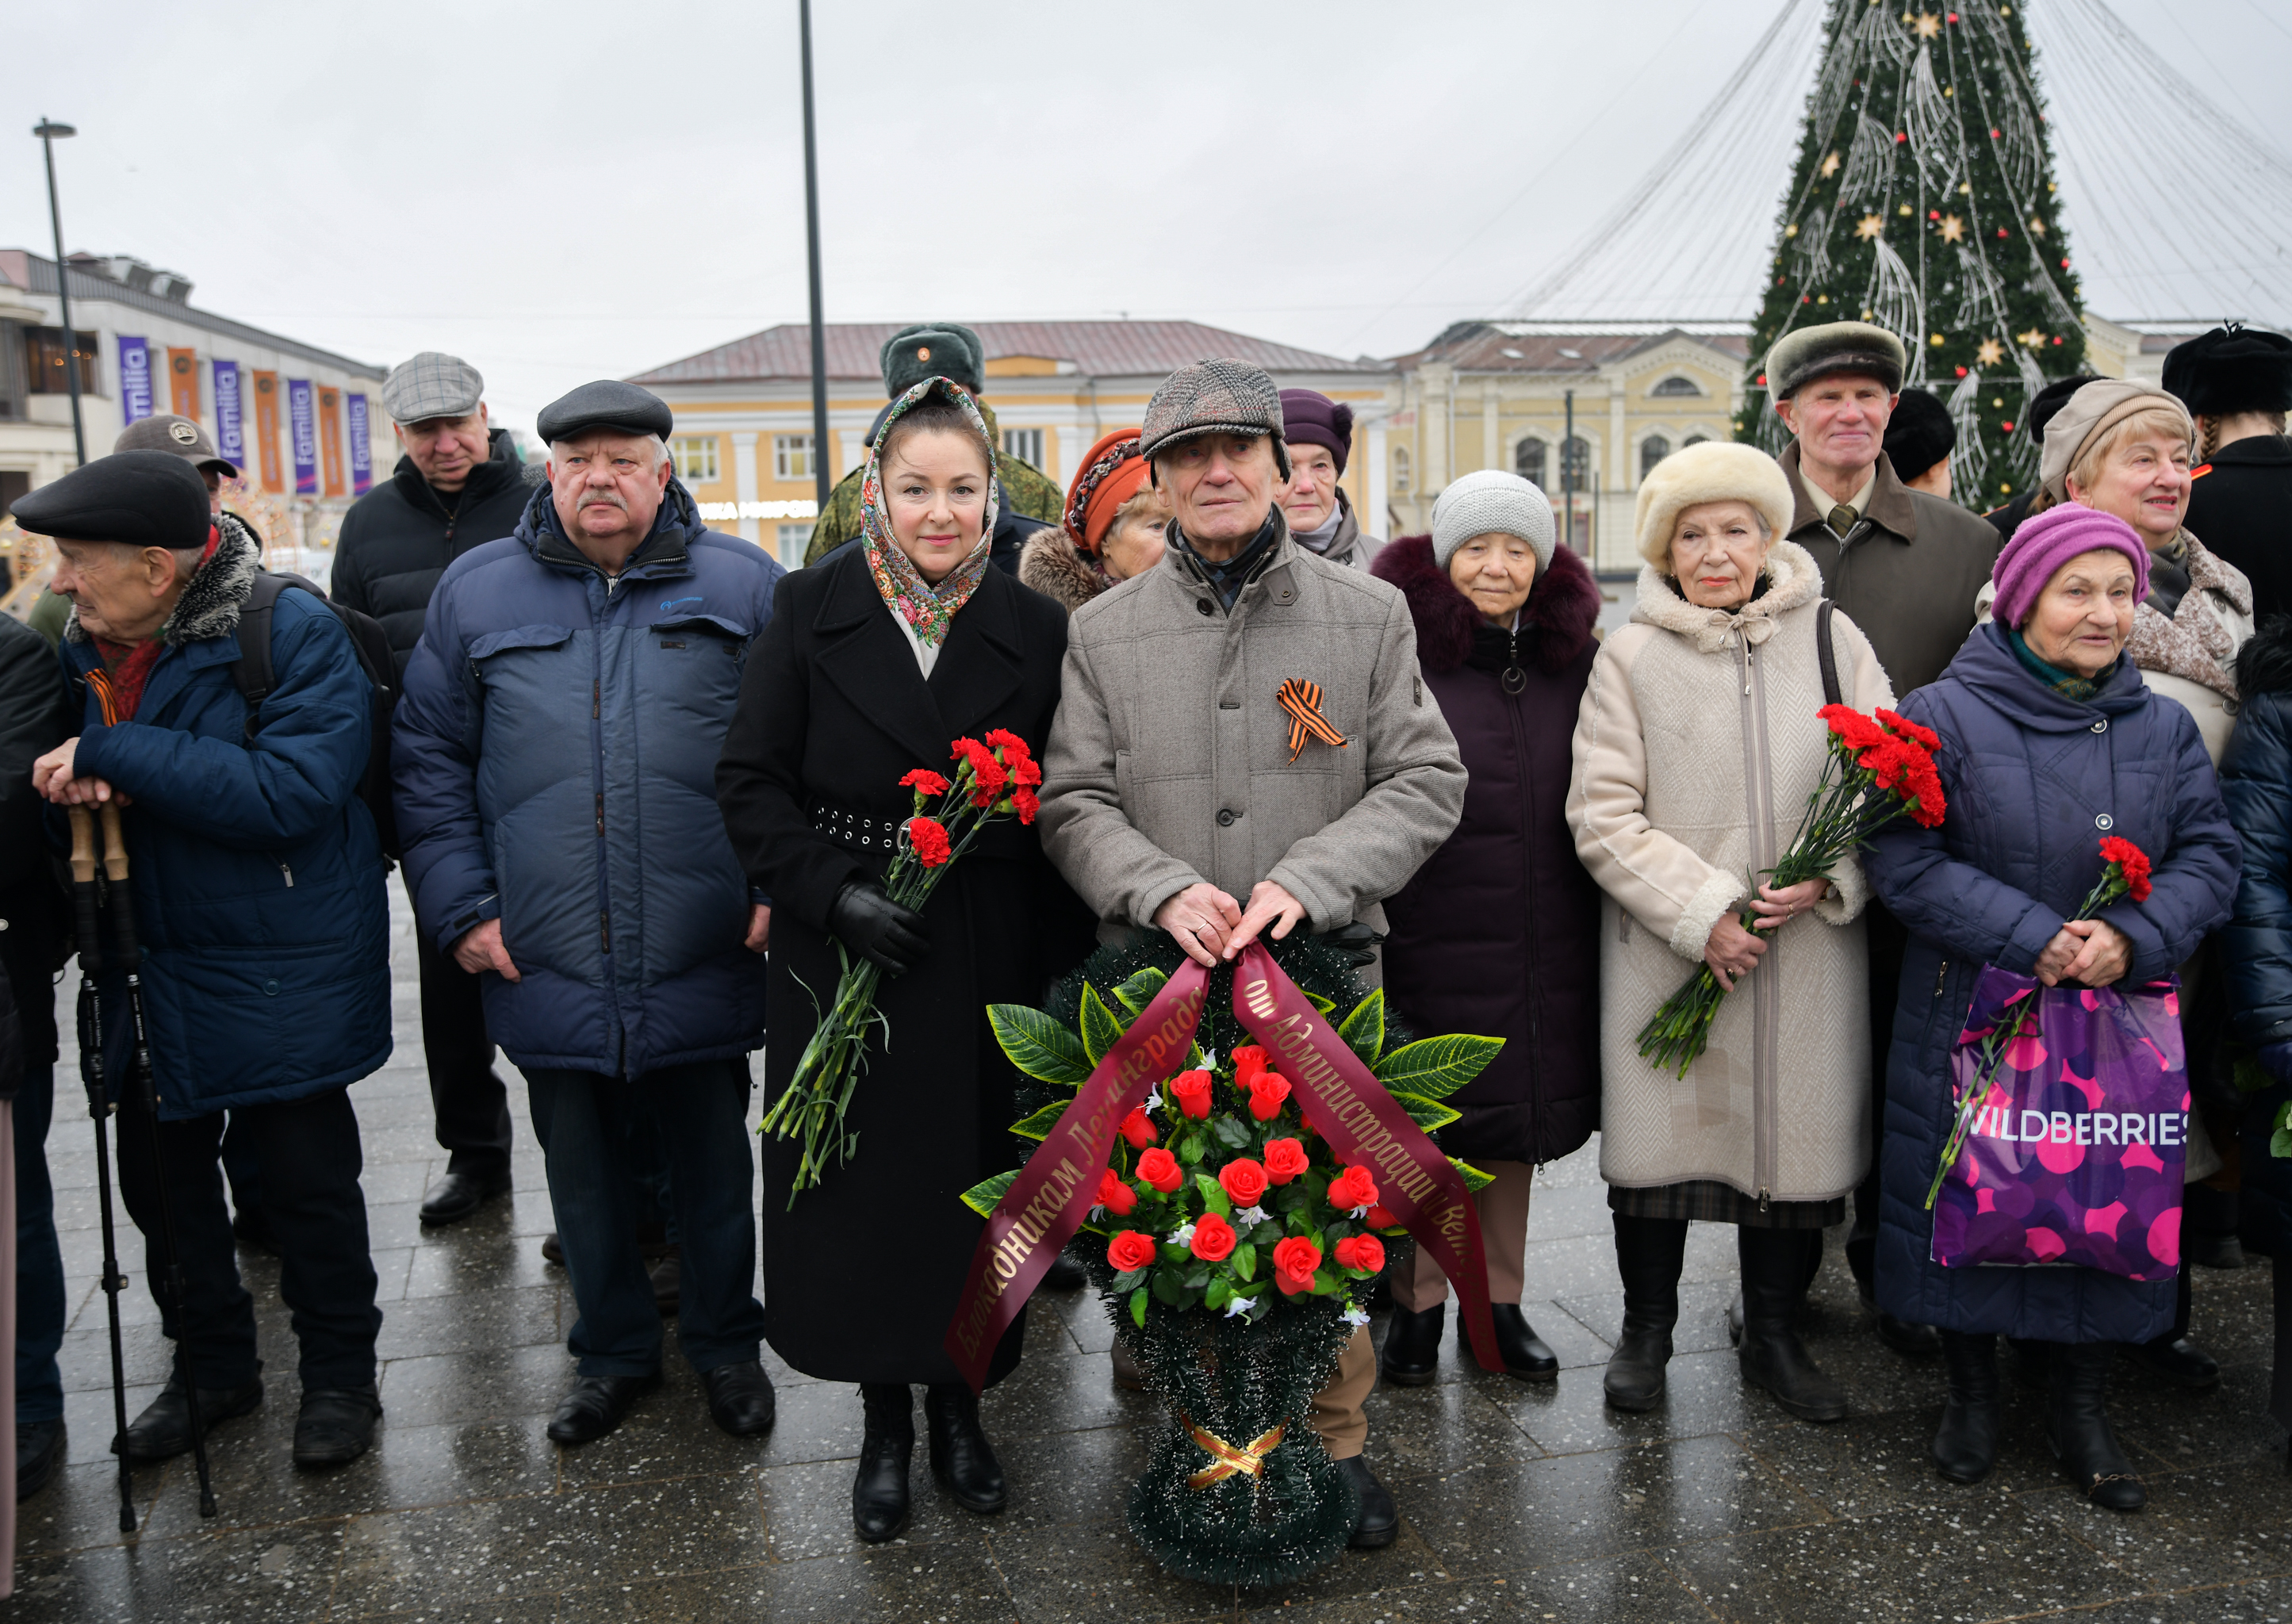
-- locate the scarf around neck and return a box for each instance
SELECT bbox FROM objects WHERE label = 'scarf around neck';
[2006,623,2104,702]
[2127,529,2248,701]
[860,377,1001,649]
[1176,508,1282,610]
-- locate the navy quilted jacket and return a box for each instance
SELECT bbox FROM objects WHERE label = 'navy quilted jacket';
[1865,622,2238,1341]
[393,481,783,1077]
[2217,619,2292,1254]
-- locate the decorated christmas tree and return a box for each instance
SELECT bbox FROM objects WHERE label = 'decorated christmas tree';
[1737,0,2085,506]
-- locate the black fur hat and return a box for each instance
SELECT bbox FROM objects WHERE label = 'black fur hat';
[1883,387,1956,483]
[2164,324,2292,417]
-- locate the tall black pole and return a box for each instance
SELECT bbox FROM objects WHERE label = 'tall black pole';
[799,0,832,514]
[34,119,85,465]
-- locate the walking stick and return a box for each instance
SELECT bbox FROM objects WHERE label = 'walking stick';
[67,805,136,1534]
[95,803,217,1519]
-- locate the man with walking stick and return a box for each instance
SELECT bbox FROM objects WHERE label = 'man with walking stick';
[15,451,393,1471]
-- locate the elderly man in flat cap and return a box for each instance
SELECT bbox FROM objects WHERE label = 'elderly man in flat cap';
[1039,358,1467,1550]
[16,451,392,1469]
[393,381,786,1447]
[335,352,541,1232]
[1764,320,2002,1360]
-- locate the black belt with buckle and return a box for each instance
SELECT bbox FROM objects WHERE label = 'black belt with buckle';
[810,801,904,855]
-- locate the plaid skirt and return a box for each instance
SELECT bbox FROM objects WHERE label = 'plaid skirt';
[1608,1179,1844,1230]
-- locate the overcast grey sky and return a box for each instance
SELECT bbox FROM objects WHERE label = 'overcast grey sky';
[5,0,2285,431]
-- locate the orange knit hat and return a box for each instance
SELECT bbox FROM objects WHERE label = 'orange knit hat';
[1064,428,1152,554]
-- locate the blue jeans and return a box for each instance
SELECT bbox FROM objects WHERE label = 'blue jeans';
[14,1064,65,1424]
[526,1061,764,1377]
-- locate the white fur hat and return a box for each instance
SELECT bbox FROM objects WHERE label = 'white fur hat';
[1430,469,1555,571]
[1633,441,1794,567]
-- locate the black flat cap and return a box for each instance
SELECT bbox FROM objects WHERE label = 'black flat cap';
[1883,387,1956,484]
[2164,324,2292,416]
[536,380,673,445]
[9,451,211,550]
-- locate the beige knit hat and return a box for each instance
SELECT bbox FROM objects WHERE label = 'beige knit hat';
[1634,441,1794,566]
[2038,379,2194,500]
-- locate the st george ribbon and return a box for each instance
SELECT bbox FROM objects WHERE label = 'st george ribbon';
[945,943,1501,1392]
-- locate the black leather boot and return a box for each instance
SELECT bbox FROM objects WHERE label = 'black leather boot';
[2045,1339,2144,1510]
[2184,1181,2245,1270]
[1933,1331,2000,1484]
[294,1385,382,1468]
[924,1382,1006,1514]
[116,1373,265,1462]
[1491,1304,1558,1381]
[1378,1303,1443,1386]
[2130,1268,2221,1390]
[853,1384,914,1542]
[1604,1216,1686,1411]
[1736,1228,1847,1423]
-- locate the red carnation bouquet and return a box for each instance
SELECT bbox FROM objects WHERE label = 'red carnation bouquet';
[763,729,1042,1199]
[1637,705,1948,1078]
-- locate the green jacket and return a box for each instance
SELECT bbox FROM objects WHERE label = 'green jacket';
[803,400,1064,566]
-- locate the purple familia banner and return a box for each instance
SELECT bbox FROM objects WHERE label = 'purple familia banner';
[287,378,318,495]
[213,361,246,471]
[117,336,153,423]
[346,393,373,495]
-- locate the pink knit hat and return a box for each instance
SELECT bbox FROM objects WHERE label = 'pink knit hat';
[1991,504,2150,630]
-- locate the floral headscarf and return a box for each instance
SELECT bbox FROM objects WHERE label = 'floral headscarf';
[861,377,1001,649]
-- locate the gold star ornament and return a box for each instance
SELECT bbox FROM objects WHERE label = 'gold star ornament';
[1820,151,1842,179]
[1856,214,1886,240]
[1976,338,2006,367]
[1914,10,1943,37]
[2027,216,2048,236]
[2018,327,2047,348]
[1937,213,1966,243]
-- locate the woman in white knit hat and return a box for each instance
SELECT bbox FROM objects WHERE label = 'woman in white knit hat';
[1567,440,1892,1423]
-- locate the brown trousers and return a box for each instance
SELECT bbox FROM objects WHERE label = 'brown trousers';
[1388,1157,1535,1313]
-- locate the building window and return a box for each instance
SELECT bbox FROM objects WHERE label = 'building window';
[1002,427,1044,468]
[1559,436,1591,492]
[1683,432,1711,449]
[25,327,98,395]
[773,434,815,483]
[1390,446,1412,495]
[776,523,809,561]
[1515,437,1548,488]
[1640,435,1672,481]
[670,435,719,485]
[1650,374,1700,397]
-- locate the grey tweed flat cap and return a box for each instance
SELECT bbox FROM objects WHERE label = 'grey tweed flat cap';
[1140,358,1291,480]
[381,351,485,423]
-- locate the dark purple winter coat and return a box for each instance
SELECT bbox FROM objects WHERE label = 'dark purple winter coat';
[1370,535,1604,1166]
[1865,622,2240,1342]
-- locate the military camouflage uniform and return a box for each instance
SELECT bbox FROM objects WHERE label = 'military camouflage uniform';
[803,400,1063,566]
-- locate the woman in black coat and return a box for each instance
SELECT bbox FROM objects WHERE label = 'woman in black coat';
[715,379,1086,1544]
[1369,471,1604,1388]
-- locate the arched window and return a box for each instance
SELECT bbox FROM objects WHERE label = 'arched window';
[1514,437,1547,489]
[1650,374,1700,397]
[1640,435,1671,481]
[1390,445,1412,496]
[1559,436,1591,493]
[1682,432,1711,449]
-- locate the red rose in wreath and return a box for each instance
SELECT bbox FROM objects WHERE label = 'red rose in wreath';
[1328,1165,1380,1213]
[1246,1071,1292,1121]
[1096,1168,1136,1216]
[1168,1069,1213,1120]
[1262,1138,1309,1185]
[1365,1203,1401,1231]
[1190,1212,1237,1262]
[1118,1108,1158,1148]
[1136,1147,1182,1193]
[1271,1236,1323,1296]
[1217,1158,1269,1208]
[1332,1233,1386,1274]
[1106,1230,1158,1273]
[1231,1045,1270,1087]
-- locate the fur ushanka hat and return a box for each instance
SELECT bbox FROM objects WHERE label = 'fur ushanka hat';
[1632,440,1794,566]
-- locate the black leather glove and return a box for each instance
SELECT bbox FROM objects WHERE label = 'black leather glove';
[827,882,929,975]
[1314,919,1384,968]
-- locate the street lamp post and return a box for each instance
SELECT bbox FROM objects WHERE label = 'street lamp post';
[33,118,85,465]
[797,2,831,515]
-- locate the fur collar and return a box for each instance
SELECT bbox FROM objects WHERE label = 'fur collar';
[63,510,263,647]
[2126,529,2251,701]
[1371,534,1601,674]
[1017,527,1111,613]
[1632,537,1825,654]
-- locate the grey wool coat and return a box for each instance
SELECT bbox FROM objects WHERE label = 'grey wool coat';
[1040,515,1466,948]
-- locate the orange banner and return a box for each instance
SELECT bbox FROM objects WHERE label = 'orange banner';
[166,348,200,422]
[251,371,283,492]
[317,387,347,497]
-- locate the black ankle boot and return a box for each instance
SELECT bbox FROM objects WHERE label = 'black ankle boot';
[1604,1216,1686,1411]
[2045,1340,2144,1510]
[1933,1331,2000,1484]
[1378,1303,1443,1387]
[1491,1304,1558,1381]
[853,1384,914,1542]
[1736,1228,1847,1422]
[923,1382,1006,1514]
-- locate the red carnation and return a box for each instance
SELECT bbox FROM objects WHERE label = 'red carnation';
[1118,1108,1158,1148]
[906,818,952,868]
[1218,1157,1269,1208]
[1106,1230,1157,1273]
[1096,1168,1136,1216]
[951,737,1007,804]
[1819,703,1887,753]
[1332,1233,1386,1274]
[1876,707,1940,753]
[1328,1165,1380,1212]
[899,768,952,797]
[1169,1069,1213,1120]
[1136,1147,1182,1193]
[1262,1138,1309,1185]
[1013,756,1044,788]
[1365,1204,1401,1231]
[1271,1236,1323,1296]
[2099,836,2153,902]
[1190,1211,1236,1262]
[1011,787,1040,825]
[1246,1071,1292,1122]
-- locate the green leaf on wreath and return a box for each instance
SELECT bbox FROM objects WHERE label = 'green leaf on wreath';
[1305,991,1336,1016]
[1079,984,1130,1065]
[1232,1243,1257,1281]
[2272,1100,2292,1160]
[1373,1033,1505,1100]
[1006,1101,1072,1141]
[1451,1158,1497,1193]
[1151,1270,1183,1305]
[1113,966,1169,1017]
[988,1005,1092,1086]
[1129,1287,1148,1328]
[1338,990,1386,1068]
[1182,1266,1209,1290]
[1113,1265,1148,1292]
[957,1170,1018,1219]
[1209,1116,1253,1150]
[1205,1277,1232,1311]
[1194,1173,1232,1217]
[1391,1091,1462,1132]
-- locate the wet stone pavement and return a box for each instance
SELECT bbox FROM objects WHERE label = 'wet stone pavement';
[10,887,2290,1622]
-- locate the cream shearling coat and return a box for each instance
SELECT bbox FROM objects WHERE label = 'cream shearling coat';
[1569,539,1895,1203]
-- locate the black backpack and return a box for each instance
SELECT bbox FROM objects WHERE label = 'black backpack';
[230,571,401,860]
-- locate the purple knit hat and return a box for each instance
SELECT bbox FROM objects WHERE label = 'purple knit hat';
[1992,503,2150,630]
[1278,389,1353,475]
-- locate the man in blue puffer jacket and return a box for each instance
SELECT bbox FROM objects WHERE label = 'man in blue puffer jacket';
[393,381,784,1448]
[17,451,390,1470]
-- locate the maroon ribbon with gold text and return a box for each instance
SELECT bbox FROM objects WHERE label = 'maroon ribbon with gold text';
[1230,942,1503,1373]
[945,962,1210,1392]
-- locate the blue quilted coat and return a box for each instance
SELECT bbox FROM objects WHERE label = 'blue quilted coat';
[2217,619,2292,1258]
[393,481,783,1077]
[1865,622,2239,1342]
